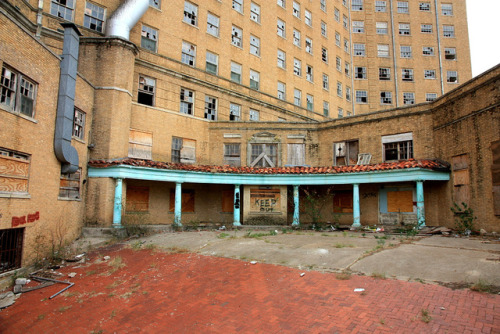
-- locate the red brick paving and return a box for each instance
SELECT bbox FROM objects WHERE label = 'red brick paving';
[1,245,499,333]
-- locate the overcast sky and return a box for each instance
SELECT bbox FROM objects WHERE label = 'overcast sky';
[467,0,500,77]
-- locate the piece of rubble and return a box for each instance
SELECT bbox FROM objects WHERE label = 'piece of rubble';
[480,229,487,236]
[15,278,28,285]
[13,285,23,294]
[250,261,257,265]
[0,291,19,309]
[103,256,111,261]
[354,288,365,292]
[300,273,305,277]
[68,272,77,278]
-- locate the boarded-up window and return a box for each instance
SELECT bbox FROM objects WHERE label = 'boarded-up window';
[126,186,149,212]
[387,190,414,212]
[250,188,281,213]
[129,129,152,160]
[172,137,196,164]
[59,169,81,200]
[334,140,359,166]
[224,144,241,166]
[169,189,195,212]
[333,191,353,213]
[452,154,469,205]
[0,149,30,194]
[287,144,306,166]
[492,141,500,215]
[222,190,234,213]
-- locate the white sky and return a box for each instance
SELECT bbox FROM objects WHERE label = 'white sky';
[467,0,500,77]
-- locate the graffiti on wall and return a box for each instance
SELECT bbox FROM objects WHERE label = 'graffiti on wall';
[250,189,280,213]
[11,211,39,227]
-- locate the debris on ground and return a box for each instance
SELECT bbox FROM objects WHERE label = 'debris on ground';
[103,256,111,261]
[31,276,74,299]
[300,273,305,277]
[68,272,77,278]
[354,288,365,292]
[0,291,19,309]
[250,261,257,265]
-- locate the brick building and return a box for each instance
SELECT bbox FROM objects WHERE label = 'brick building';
[0,0,497,274]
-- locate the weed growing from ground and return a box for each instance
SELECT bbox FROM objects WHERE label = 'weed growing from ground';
[335,271,352,280]
[217,232,230,239]
[420,309,432,323]
[470,280,494,293]
[371,272,386,279]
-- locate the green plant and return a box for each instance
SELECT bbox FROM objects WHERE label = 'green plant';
[371,272,386,279]
[217,232,230,239]
[451,202,477,235]
[131,241,144,250]
[301,186,335,229]
[420,309,432,323]
[335,271,352,280]
[470,280,494,293]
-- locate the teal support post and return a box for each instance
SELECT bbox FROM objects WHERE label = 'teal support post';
[174,182,183,227]
[112,178,123,228]
[352,183,361,228]
[416,181,426,228]
[233,184,241,227]
[292,185,300,227]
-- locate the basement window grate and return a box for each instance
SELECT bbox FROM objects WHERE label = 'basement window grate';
[0,228,24,274]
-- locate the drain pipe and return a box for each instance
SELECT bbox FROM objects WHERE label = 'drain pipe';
[106,0,150,40]
[54,23,82,174]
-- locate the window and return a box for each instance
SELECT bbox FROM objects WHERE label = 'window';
[354,43,365,56]
[445,48,456,60]
[277,81,286,100]
[230,62,242,83]
[277,50,286,68]
[403,92,415,105]
[59,169,81,199]
[337,108,344,118]
[306,65,313,82]
[306,94,314,111]
[149,0,160,9]
[343,15,348,29]
[172,137,196,164]
[250,35,260,56]
[320,0,326,11]
[375,1,386,12]
[204,96,217,120]
[206,51,218,75]
[230,103,241,121]
[180,88,194,115]
[0,148,30,194]
[345,62,351,77]
[293,58,301,76]
[379,68,390,80]
[336,57,341,71]
[402,68,414,81]
[335,32,340,46]
[452,154,471,206]
[447,71,458,83]
[380,91,392,104]
[293,29,301,47]
[294,89,301,106]
[183,1,198,26]
[250,70,260,90]
[207,12,220,36]
[0,228,24,274]
[399,23,410,35]
[334,140,359,166]
[321,21,327,37]
[346,86,351,101]
[323,101,329,116]
[181,41,196,66]
[137,75,155,106]
[352,0,363,11]
[419,2,430,11]
[426,93,437,101]
[128,129,153,160]
[277,19,286,38]
[141,25,157,52]
[305,10,312,26]
[355,67,367,79]
[292,1,300,18]
[50,0,74,21]
[424,69,436,79]
[336,82,343,97]
[334,8,340,22]
[250,143,278,167]
[443,25,455,37]
[287,144,305,166]
[322,73,329,90]
[305,37,313,54]
[278,0,286,8]
[397,1,409,13]
[250,2,260,23]
[169,189,195,212]
[232,26,243,47]
[400,46,412,58]
[376,22,388,34]
[1,66,37,117]
[249,109,260,121]
[378,44,389,57]
[84,2,105,32]
[353,21,364,33]
[343,38,350,53]
[421,24,432,33]
[233,0,243,13]
[355,90,368,103]
[72,108,85,140]
[333,191,353,213]
[126,186,149,212]
[422,46,435,56]
[224,144,241,166]
[383,133,413,161]
[442,3,453,16]
[321,47,328,63]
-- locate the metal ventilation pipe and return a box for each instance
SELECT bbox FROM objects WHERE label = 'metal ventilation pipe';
[106,0,150,40]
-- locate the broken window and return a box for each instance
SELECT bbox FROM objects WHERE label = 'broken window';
[397,1,409,13]
[441,3,453,16]
[0,228,24,274]
[400,45,412,58]
[50,0,74,21]
[403,92,415,105]
[293,58,301,76]
[353,43,365,56]
[181,41,196,66]
[183,1,198,26]
[382,132,413,161]
[421,24,432,33]
[322,74,329,90]
[379,68,391,80]
[345,62,351,77]
[293,29,301,47]
[452,154,470,206]
[380,91,392,104]
[445,48,456,60]
[149,0,161,9]
[399,23,410,35]
[0,148,30,194]
[204,96,217,120]
[277,50,286,69]
[250,70,260,90]
[306,94,314,111]
[169,189,195,212]
[126,186,149,212]
[423,46,435,56]
[229,103,241,121]
[321,47,328,63]
[250,2,260,22]
[353,21,364,33]
[443,25,455,37]
[425,93,437,102]
[320,0,326,11]
[424,69,436,79]
[59,168,81,200]
[84,2,105,32]
[352,0,363,11]
[305,10,312,26]
[277,81,286,100]
[355,90,367,103]
[230,62,242,83]
[402,68,414,81]
[447,71,458,83]
[171,137,196,164]
[232,26,243,47]
[355,67,367,79]
[224,143,241,166]
[180,88,194,115]
[336,82,342,97]
[336,57,342,71]
[233,0,243,13]
[378,44,389,57]
[128,129,153,160]
[207,12,220,37]
[338,107,343,118]
[292,1,300,18]
[306,65,313,82]
[346,86,351,101]
[305,37,313,54]
[277,19,286,38]
[287,144,305,166]
[419,2,430,11]
[206,51,218,75]
[250,143,278,167]
[343,15,348,29]
[376,22,388,34]
[278,0,286,9]
[344,38,350,53]
[141,25,157,52]
[1,65,37,118]
[375,1,386,12]
[333,191,353,213]
[249,109,260,121]
[250,35,260,56]
[72,108,85,140]
[334,140,359,166]
[137,75,155,106]
[293,89,301,106]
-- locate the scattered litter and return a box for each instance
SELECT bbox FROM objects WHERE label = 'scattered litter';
[331,225,336,231]
[354,288,365,292]
[376,227,385,232]
[219,225,226,230]
[440,307,446,310]
[300,273,305,277]
[103,256,111,261]
[68,272,77,278]
[31,276,74,299]
[250,261,257,265]
[275,230,279,234]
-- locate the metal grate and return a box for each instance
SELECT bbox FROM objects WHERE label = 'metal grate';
[0,228,24,274]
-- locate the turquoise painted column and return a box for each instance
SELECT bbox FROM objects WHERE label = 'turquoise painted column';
[233,184,241,227]
[112,178,123,228]
[416,181,426,228]
[352,183,361,228]
[174,182,183,227]
[292,185,300,227]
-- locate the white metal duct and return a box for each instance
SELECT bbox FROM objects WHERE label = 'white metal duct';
[105,0,149,40]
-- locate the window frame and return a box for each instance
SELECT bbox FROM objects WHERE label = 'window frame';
[250,2,261,23]
[181,41,196,66]
[141,25,158,52]
[50,0,75,21]
[207,12,220,37]
[183,1,198,26]
[0,148,30,196]
[204,95,217,120]
[224,143,241,166]
[137,75,155,106]
[277,19,286,38]
[84,2,105,33]
[0,65,37,118]
[231,25,243,48]
[249,70,260,90]
[277,81,286,100]
[293,88,301,106]
[250,35,260,56]
[382,133,413,162]
[180,88,195,115]
[206,51,219,75]
[380,91,392,105]
[229,103,241,121]
[72,108,85,140]
[230,62,242,83]
[355,90,368,104]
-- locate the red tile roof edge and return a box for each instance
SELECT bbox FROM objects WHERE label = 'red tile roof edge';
[88,158,450,175]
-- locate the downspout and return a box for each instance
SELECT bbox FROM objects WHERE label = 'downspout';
[54,23,82,174]
[36,0,43,38]
[389,0,400,107]
[105,0,150,40]
[434,0,445,95]
[347,0,355,115]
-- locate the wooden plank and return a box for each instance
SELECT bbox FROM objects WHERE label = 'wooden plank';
[452,154,469,170]
[453,185,469,206]
[0,156,29,178]
[222,190,234,212]
[0,176,28,192]
[453,169,469,186]
[180,139,196,164]
[126,186,149,212]
[387,190,413,213]
[333,191,353,213]
[169,189,195,212]
[287,144,305,166]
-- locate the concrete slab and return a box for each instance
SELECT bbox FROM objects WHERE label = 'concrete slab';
[414,235,500,252]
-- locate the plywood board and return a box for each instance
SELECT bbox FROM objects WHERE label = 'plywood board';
[387,190,413,213]
[126,186,149,212]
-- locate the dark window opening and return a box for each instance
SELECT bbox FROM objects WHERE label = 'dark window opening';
[0,228,24,274]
